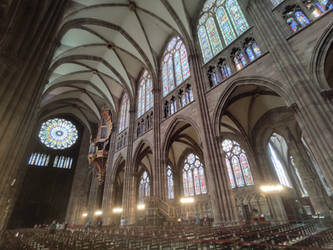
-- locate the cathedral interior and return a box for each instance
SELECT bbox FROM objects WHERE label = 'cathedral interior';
[1,0,333,248]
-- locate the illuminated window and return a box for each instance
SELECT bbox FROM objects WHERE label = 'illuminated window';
[183,153,207,196]
[28,153,50,167]
[162,37,190,96]
[304,0,332,18]
[119,93,129,132]
[138,171,150,202]
[53,156,73,169]
[268,134,292,188]
[39,118,78,150]
[222,139,254,188]
[283,6,310,33]
[271,0,284,7]
[198,0,249,63]
[167,165,174,199]
[137,71,153,117]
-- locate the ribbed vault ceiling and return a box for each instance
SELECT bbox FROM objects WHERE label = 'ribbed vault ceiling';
[40,0,204,131]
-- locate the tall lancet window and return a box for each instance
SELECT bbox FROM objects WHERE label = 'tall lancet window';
[162,36,190,96]
[222,139,254,188]
[167,165,174,199]
[183,153,207,197]
[138,171,150,203]
[268,133,292,188]
[137,70,153,118]
[198,0,249,63]
[119,93,129,132]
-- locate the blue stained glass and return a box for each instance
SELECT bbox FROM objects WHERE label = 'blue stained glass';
[226,0,249,36]
[240,153,253,185]
[239,51,247,66]
[146,79,153,111]
[295,11,310,27]
[216,7,236,45]
[232,156,244,187]
[287,17,299,33]
[167,57,174,91]
[180,44,190,80]
[187,171,194,196]
[246,47,255,62]
[318,0,333,10]
[174,50,182,85]
[162,63,168,96]
[221,64,231,78]
[206,17,223,56]
[198,26,213,62]
[252,42,262,57]
[137,87,143,117]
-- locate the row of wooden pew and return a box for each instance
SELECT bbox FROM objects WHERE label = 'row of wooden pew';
[2,220,333,249]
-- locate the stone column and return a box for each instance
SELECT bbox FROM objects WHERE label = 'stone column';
[186,50,239,225]
[0,0,68,234]
[122,109,136,224]
[249,0,333,191]
[65,128,90,225]
[87,170,100,221]
[101,129,118,225]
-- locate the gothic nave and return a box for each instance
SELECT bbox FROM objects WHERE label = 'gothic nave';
[1,0,333,249]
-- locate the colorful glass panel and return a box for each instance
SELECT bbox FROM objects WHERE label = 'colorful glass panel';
[119,94,129,131]
[246,47,255,62]
[167,57,174,92]
[287,17,299,33]
[198,26,213,63]
[174,50,182,85]
[216,7,236,45]
[203,0,216,11]
[162,63,168,96]
[239,51,247,66]
[226,159,236,188]
[226,0,249,36]
[240,153,253,185]
[222,139,233,152]
[252,42,262,57]
[199,167,207,193]
[187,171,194,196]
[39,118,78,150]
[232,156,244,187]
[318,0,333,10]
[206,17,223,56]
[180,44,190,80]
[295,11,310,27]
[183,154,207,197]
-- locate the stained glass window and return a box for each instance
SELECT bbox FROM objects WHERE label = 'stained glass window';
[198,0,249,63]
[233,50,247,71]
[219,61,231,79]
[119,93,129,132]
[206,17,223,57]
[167,165,174,199]
[268,143,292,187]
[198,25,213,63]
[162,37,191,96]
[284,8,310,33]
[137,71,153,118]
[39,118,78,150]
[295,11,310,26]
[245,39,262,62]
[222,139,254,188]
[138,171,150,202]
[268,134,292,188]
[226,0,249,36]
[28,153,50,167]
[287,17,299,33]
[183,153,207,196]
[52,155,73,169]
[216,7,236,45]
